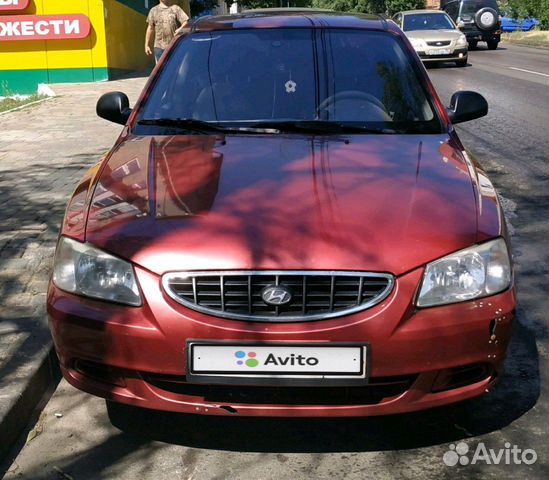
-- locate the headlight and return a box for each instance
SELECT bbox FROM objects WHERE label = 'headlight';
[457,35,468,46]
[409,37,425,49]
[417,238,511,307]
[53,237,142,306]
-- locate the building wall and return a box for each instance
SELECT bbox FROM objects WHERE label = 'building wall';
[104,0,151,74]
[1,0,109,95]
[104,0,190,73]
[0,0,191,95]
[426,0,441,8]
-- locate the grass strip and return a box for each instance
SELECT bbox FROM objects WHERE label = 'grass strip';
[0,94,46,113]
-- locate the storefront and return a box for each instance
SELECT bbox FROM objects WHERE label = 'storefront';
[0,0,190,95]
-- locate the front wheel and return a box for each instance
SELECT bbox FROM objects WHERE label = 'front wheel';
[487,39,499,50]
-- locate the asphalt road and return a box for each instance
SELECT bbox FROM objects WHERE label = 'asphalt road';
[3,43,548,480]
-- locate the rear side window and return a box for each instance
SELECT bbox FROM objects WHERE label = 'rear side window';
[461,0,500,16]
[444,2,460,20]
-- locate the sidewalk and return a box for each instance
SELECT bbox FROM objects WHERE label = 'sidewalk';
[0,75,148,462]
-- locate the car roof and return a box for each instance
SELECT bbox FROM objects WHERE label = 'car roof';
[192,9,392,33]
[241,8,334,14]
[399,10,447,15]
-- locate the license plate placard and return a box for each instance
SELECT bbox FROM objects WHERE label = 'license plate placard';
[427,49,452,55]
[188,342,367,380]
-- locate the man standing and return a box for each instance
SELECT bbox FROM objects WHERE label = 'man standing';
[145,0,189,63]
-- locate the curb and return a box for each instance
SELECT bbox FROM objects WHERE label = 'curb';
[0,321,60,463]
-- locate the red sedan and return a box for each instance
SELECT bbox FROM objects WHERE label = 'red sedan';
[48,10,515,417]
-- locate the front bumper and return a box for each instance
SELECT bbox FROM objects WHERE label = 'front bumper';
[461,27,501,42]
[417,47,468,62]
[48,266,515,417]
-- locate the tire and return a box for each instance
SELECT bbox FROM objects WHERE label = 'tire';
[475,8,498,30]
[456,58,467,67]
[487,39,499,50]
[468,40,478,50]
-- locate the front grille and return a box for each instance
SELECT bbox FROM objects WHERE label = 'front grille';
[426,40,452,46]
[144,373,416,405]
[163,271,394,322]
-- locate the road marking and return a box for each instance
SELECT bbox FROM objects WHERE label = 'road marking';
[508,66,549,77]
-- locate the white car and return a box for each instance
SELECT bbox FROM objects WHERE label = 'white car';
[393,10,469,67]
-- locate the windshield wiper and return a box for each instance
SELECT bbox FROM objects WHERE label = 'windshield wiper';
[249,120,400,134]
[138,118,277,134]
[138,118,401,135]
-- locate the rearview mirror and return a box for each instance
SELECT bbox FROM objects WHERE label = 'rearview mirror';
[447,91,488,124]
[96,91,132,125]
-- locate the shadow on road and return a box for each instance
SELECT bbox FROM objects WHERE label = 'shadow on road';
[470,46,509,51]
[109,69,153,81]
[425,62,472,70]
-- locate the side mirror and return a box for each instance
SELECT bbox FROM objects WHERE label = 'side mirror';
[447,91,488,124]
[96,91,132,125]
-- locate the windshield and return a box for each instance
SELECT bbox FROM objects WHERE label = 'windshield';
[461,0,500,16]
[403,13,456,31]
[137,28,441,134]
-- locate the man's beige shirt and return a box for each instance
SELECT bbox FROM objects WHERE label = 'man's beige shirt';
[147,4,189,49]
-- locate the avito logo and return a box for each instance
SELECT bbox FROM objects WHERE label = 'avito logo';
[234,351,258,367]
[265,353,319,366]
[234,351,320,367]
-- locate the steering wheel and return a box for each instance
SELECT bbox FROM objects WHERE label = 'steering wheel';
[316,91,391,122]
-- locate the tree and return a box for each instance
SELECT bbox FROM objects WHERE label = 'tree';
[190,0,221,16]
[384,0,425,16]
[235,0,427,15]
[311,0,425,15]
[311,0,385,14]
[501,0,549,28]
[238,0,314,9]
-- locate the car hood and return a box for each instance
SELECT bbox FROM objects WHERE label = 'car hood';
[405,30,463,41]
[85,134,482,276]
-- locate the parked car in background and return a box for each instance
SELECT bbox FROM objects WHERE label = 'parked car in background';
[393,10,468,67]
[441,0,502,49]
[501,14,540,32]
[48,10,515,420]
